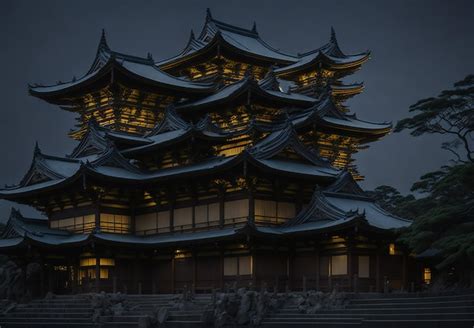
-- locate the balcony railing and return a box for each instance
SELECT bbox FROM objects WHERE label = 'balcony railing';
[135,216,249,236]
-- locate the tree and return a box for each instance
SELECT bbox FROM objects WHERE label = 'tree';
[395,75,474,163]
[390,74,474,286]
[399,164,474,273]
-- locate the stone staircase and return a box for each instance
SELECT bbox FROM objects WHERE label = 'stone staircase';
[101,294,212,327]
[261,292,474,328]
[2,292,473,327]
[0,294,95,328]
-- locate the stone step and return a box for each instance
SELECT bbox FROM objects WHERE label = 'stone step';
[167,314,203,321]
[163,321,204,328]
[261,322,361,327]
[268,313,474,320]
[102,323,138,328]
[349,299,474,308]
[1,317,93,323]
[101,315,143,323]
[263,317,362,323]
[12,308,93,314]
[279,305,474,314]
[7,312,93,318]
[352,293,474,304]
[21,304,94,309]
[363,319,474,328]
[0,323,97,328]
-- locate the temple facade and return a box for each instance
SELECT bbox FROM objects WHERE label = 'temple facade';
[0,10,421,296]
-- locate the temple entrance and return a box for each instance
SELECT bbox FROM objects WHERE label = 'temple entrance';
[52,265,71,294]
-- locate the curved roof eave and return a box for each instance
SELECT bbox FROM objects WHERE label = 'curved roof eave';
[158,32,297,70]
[275,51,370,77]
[29,57,214,100]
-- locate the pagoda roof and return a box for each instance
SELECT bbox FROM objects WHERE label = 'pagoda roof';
[123,109,232,155]
[284,186,411,230]
[158,9,297,69]
[290,94,392,138]
[29,30,213,102]
[0,126,341,199]
[69,119,151,159]
[275,28,370,77]
[175,76,316,111]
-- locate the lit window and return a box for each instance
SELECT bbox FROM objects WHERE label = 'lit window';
[100,268,109,279]
[330,255,347,276]
[223,256,253,276]
[358,256,370,278]
[80,258,96,267]
[100,213,131,233]
[423,268,432,284]
[99,258,115,266]
[239,256,252,275]
[389,243,396,255]
[224,257,238,276]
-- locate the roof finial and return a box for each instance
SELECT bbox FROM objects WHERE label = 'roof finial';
[190,29,195,40]
[34,141,42,156]
[330,26,337,44]
[99,28,110,51]
[147,52,154,61]
[252,21,258,33]
[206,8,213,21]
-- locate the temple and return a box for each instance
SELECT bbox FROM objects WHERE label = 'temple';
[0,10,420,296]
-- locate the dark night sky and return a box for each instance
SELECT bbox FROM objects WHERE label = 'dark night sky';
[0,0,473,220]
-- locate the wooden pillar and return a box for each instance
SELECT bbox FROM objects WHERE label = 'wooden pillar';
[375,254,381,292]
[402,254,407,291]
[40,258,45,297]
[95,256,100,292]
[192,251,197,293]
[287,251,294,291]
[347,238,353,292]
[191,200,196,229]
[133,255,140,294]
[315,250,320,291]
[95,203,101,231]
[169,201,175,232]
[251,249,257,288]
[219,188,225,228]
[70,259,77,294]
[48,264,54,294]
[171,257,176,293]
[248,186,255,224]
[129,191,137,234]
[219,250,224,290]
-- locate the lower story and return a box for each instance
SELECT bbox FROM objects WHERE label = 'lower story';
[10,234,430,297]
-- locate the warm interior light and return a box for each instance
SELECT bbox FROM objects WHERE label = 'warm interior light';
[423,267,432,284]
[389,243,396,255]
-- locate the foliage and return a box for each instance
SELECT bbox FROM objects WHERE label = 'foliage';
[399,163,474,269]
[372,75,474,282]
[395,75,474,163]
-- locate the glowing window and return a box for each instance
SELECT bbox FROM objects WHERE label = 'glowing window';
[239,256,252,275]
[423,268,432,284]
[99,258,115,266]
[80,258,96,267]
[330,255,348,276]
[389,243,396,255]
[100,268,109,279]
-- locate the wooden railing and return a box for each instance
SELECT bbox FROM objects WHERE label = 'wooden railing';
[53,220,130,234]
[135,216,249,236]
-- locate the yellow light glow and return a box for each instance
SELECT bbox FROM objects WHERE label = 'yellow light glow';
[423,268,431,284]
[389,243,396,255]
